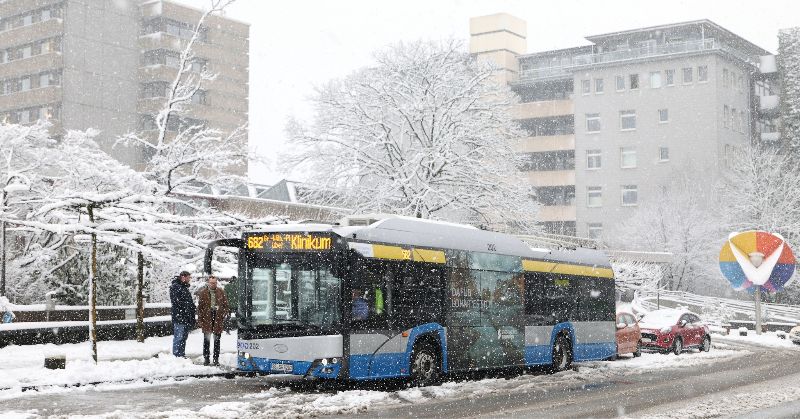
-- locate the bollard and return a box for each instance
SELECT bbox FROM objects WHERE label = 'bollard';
[44,355,66,369]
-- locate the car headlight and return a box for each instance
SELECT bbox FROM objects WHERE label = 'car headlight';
[660,327,672,334]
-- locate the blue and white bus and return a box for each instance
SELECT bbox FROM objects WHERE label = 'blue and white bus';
[204,216,616,385]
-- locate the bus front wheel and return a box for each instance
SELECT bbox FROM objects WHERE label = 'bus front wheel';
[551,334,573,373]
[410,342,441,387]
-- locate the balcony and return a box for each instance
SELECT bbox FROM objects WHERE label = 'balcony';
[512,99,573,119]
[760,132,780,142]
[525,170,575,187]
[516,134,575,153]
[0,85,61,112]
[520,39,757,81]
[0,18,63,48]
[537,205,577,222]
[759,95,779,112]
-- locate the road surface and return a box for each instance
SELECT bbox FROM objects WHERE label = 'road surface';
[3,338,800,418]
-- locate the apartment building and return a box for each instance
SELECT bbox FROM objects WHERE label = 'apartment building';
[471,14,775,239]
[0,0,249,174]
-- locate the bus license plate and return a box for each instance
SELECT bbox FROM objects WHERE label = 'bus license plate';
[641,337,652,343]
[271,363,293,373]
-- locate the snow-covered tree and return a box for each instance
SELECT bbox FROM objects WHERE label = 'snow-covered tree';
[720,144,800,240]
[285,39,537,231]
[118,0,247,196]
[779,27,800,154]
[613,169,724,293]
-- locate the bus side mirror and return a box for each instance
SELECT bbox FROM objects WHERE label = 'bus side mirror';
[204,239,244,274]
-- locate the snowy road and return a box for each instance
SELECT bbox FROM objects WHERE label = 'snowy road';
[3,337,800,418]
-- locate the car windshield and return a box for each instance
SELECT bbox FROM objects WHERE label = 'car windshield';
[639,310,684,328]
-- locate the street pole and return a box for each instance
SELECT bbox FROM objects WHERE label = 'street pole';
[87,204,98,363]
[136,238,144,343]
[1,218,5,298]
[754,286,763,335]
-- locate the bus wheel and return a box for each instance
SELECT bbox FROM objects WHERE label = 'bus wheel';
[551,334,572,373]
[410,342,440,387]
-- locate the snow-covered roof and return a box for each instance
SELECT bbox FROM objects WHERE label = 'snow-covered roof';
[246,217,612,268]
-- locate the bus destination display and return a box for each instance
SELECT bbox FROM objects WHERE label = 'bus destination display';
[246,233,332,251]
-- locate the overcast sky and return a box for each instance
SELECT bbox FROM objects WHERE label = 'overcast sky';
[209,0,800,185]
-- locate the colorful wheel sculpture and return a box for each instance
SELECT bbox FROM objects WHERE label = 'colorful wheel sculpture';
[719,231,796,292]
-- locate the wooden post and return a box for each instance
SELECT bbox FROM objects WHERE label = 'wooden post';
[136,238,145,343]
[87,204,98,363]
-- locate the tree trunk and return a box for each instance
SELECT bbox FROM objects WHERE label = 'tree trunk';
[136,238,145,343]
[1,190,6,297]
[87,205,98,364]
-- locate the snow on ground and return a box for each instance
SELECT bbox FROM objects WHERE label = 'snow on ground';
[712,330,798,348]
[0,330,236,394]
[23,346,751,419]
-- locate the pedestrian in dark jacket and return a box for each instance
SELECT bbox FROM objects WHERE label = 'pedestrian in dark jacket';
[197,276,229,366]
[170,271,196,357]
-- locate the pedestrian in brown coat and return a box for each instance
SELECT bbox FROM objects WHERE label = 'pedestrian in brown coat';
[197,276,229,366]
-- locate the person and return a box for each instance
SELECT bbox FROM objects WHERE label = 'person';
[1,296,15,324]
[197,276,229,366]
[169,271,196,358]
[352,289,368,321]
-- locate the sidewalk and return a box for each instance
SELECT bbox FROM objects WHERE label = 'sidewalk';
[0,330,237,393]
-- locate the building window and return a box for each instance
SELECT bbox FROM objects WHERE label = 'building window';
[191,89,207,105]
[587,187,603,208]
[665,69,675,86]
[581,79,591,94]
[620,110,636,130]
[659,108,669,123]
[20,76,30,91]
[723,69,729,87]
[737,75,743,92]
[682,67,693,83]
[731,107,737,131]
[587,223,603,239]
[740,110,746,133]
[587,149,601,169]
[595,78,604,94]
[659,146,670,162]
[621,185,638,206]
[649,71,661,88]
[629,74,639,89]
[723,105,730,128]
[620,147,637,168]
[586,113,601,133]
[698,65,708,82]
[616,75,625,91]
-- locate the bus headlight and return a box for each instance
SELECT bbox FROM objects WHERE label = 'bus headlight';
[238,352,251,359]
[321,358,329,366]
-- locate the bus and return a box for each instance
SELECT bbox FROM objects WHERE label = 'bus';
[204,215,616,385]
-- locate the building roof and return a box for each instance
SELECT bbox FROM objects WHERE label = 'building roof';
[585,19,771,56]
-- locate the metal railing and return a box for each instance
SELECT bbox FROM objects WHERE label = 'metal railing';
[520,39,757,81]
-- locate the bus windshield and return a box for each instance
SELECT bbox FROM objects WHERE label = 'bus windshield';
[249,261,342,328]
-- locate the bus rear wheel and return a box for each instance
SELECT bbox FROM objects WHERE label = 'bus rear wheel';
[410,342,440,387]
[551,334,573,373]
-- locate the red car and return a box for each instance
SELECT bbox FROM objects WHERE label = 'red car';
[615,312,642,357]
[638,309,711,355]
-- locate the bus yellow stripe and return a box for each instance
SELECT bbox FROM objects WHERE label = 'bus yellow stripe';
[372,244,411,260]
[551,264,614,278]
[522,260,556,272]
[412,249,446,264]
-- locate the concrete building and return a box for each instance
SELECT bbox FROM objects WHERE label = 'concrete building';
[0,0,248,174]
[470,15,776,239]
